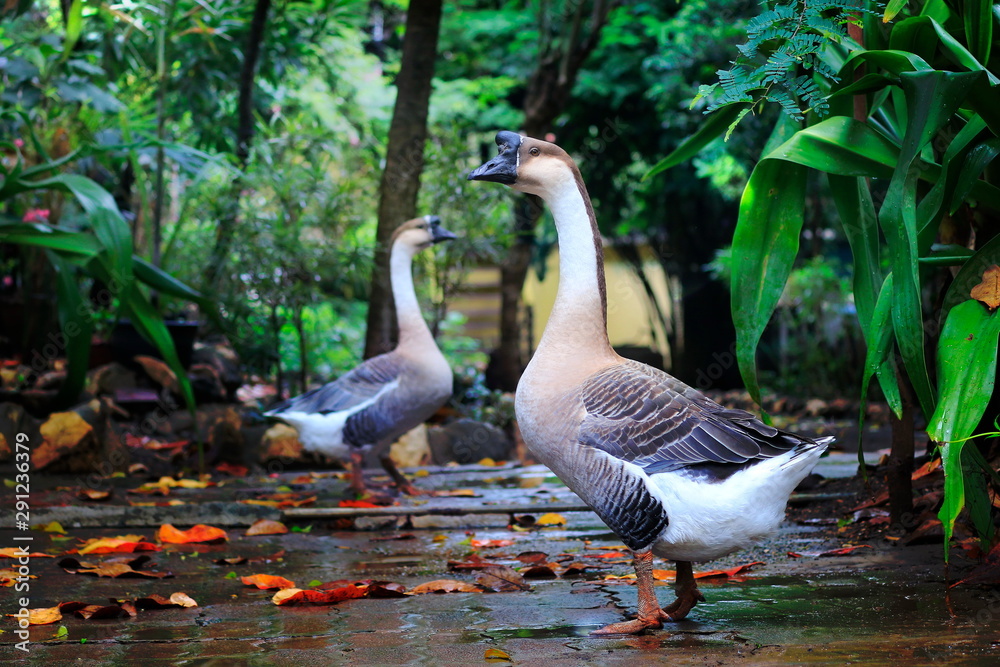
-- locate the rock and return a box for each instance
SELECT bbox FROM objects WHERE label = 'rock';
[260,423,302,461]
[428,419,512,465]
[388,425,431,468]
[85,362,138,397]
[196,404,245,463]
[189,363,228,403]
[192,339,242,401]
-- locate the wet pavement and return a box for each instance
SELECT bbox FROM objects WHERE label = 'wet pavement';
[3,456,999,665]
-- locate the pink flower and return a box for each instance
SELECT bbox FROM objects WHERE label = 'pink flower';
[13,139,24,148]
[22,209,50,223]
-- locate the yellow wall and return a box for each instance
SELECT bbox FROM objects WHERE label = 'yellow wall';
[449,245,672,365]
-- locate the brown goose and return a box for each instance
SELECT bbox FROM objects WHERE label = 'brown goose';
[469,132,830,635]
[266,216,456,496]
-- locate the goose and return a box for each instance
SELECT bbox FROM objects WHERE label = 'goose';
[468,132,831,635]
[265,216,456,496]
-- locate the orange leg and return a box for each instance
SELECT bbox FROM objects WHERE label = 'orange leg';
[592,550,670,635]
[378,453,428,496]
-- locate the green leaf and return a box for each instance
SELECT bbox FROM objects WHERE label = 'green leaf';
[731,159,807,407]
[883,0,909,23]
[645,104,750,180]
[64,0,84,54]
[929,300,1000,558]
[927,300,1000,444]
[761,117,899,178]
[963,0,993,66]
[133,257,209,306]
[47,252,93,407]
[949,137,1000,214]
[0,223,103,257]
[941,218,1000,322]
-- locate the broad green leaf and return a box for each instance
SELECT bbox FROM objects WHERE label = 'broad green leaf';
[964,453,995,546]
[47,252,93,407]
[762,117,899,178]
[883,0,909,23]
[731,160,807,407]
[860,274,903,421]
[940,221,1000,321]
[133,257,209,306]
[928,299,1000,444]
[645,104,750,180]
[963,0,993,65]
[0,223,103,256]
[949,137,1000,214]
[938,440,966,560]
[64,0,84,53]
[838,50,930,79]
[929,299,1000,557]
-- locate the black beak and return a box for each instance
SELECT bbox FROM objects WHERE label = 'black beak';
[467,131,522,184]
[426,216,457,244]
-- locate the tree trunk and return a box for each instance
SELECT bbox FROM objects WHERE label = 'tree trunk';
[363,0,443,358]
[204,0,272,291]
[886,369,915,526]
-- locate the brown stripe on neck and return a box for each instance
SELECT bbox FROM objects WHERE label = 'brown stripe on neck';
[571,166,608,328]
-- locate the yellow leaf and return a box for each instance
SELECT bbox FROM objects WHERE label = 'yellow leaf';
[414,469,429,478]
[432,534,447,542]
[535,513,566,526]
[484,648,512,662]
[33,521,66,533]
[478,457,497,466]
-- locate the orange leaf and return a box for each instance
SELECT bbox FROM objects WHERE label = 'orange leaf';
[584,551,623,559]
[158,523,228,544]
[470,539,514,549]
[971,265,1000,310]
[78,536,161,555]
[5,606,62,625]
[818,545,873,557]
[241,573,296,590]
[272,584,368,605]
[77,488,112,501]
[484,648,513,662]
[0,548,53,558]
[410,579,481,594]
[245,519,288,536]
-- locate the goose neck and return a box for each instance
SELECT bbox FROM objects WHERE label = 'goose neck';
[390,242,433,347]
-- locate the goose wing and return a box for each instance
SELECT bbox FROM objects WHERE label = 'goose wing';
[267,353,403,415]
[577,360,812,474]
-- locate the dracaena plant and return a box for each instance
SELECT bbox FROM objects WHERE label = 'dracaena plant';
[649,0,1000,557]
[0,114,207,411]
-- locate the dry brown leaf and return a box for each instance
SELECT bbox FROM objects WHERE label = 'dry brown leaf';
[447,554,495,571]
[0,548,53,558]
[169,592,198,608]
[245,519,289,536]
[78,488,112,501]
[476,566,531,592]
[76,604,129,620]
[514,551,549,564]
[5,606,62,625]
[58,556,171,579]
[272,585,368,606]
[971,265,1000,310]
[520,565,558,579]
[410,579,481,594]
[0,568,36,587]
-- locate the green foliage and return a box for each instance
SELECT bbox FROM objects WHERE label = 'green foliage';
[695,1,876,130]
[652,0,1000,553]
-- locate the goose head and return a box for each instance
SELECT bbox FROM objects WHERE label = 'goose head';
[392,215,457,253]
[467,131,578,198]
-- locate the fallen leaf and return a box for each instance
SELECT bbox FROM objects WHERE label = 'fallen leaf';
[77,489,112,501]
[433,489,479,497]
[520,565,558,578]
[515,551,549,564]
[470,539,514,549]
[535,513,567,526]
[448,554,496,571]
[76,604,129,620]
[584,551,624,559]
[370,533,417,542]
[484,647,513,662]
[410,579,481,594]
[6,607,62,625]
[246,519,288,537]
[58,557,172,579]
[272,584,368,605]
[338,499,387,508]
[560,562,608,576]
[911,458,942,481]
[0,568,37,587]
[971,265,1000,309]
[53,625,68,639]
[215,462,249,477]
[787,552,803,559]
[476,566,531,592]
[0,548,53,558]
[33,521,66,533]
[77,536,161,555]
[169,592,198,608]
[818,545,873,557]
[158,524,228,544]
[241,574,295,590]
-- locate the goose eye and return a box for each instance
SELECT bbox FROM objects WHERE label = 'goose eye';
[529,147,540,156]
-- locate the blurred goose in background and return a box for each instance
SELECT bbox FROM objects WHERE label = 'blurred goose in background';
[469,132,831,635]
[266,216,456,496]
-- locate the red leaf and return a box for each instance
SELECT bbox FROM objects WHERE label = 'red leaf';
[818,545,873,557]
[273,584,368,605]
[470,539,515,549]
